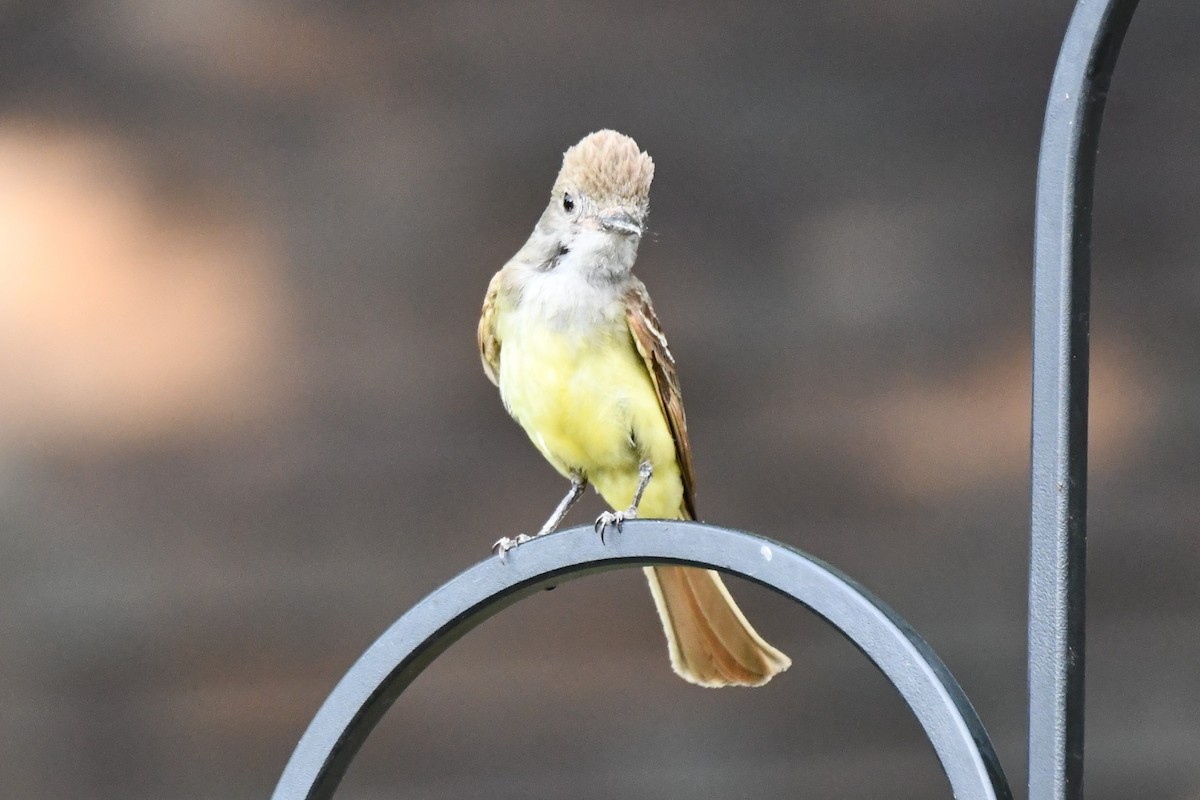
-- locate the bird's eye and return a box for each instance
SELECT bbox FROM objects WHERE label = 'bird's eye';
[562,193,574,212]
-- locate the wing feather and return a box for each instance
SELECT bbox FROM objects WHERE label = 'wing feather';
[625,281,698,520]
[478,270,504,386]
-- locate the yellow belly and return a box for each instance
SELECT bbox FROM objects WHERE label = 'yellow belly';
[497,316,685,519]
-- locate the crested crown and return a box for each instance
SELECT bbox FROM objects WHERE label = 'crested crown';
[554,130,654,206]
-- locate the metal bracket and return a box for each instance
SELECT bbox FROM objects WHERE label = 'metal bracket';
[272,522,1011,800]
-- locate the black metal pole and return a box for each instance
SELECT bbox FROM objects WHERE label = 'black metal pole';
[1029,2,1138,799]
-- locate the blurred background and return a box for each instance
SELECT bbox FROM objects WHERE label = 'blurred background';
[1,2,1197,798]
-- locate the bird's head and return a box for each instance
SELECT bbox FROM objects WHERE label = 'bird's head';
[544,130,654,281]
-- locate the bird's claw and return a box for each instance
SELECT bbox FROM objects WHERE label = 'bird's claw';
[492,534,533,562]
[594,510,635,544]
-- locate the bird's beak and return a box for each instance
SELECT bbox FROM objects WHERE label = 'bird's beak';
[598,210,642,237]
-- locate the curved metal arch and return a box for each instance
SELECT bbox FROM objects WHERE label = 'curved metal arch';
[1030,1,1139,798]
[273,522,1012,800]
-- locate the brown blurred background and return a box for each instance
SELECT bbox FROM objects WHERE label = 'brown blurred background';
[1,2,1197,798]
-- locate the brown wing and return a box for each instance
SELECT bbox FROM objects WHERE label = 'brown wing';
[478,270,504,386]
[625,281,698,520]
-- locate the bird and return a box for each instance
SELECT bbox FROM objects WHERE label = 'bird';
[477,129,790,687]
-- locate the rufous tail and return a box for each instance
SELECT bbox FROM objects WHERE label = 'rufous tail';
[644,565,791,687]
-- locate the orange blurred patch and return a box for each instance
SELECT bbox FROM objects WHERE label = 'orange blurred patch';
[0,123,287,448]
[866,338,1157,498]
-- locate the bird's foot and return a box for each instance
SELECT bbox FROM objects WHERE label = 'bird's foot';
[492,533,533,562]
[594,509,636,544]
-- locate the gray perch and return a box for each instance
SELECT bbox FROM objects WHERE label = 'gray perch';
[272,522,1010,800]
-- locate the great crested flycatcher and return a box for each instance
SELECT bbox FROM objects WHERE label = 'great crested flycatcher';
[478,130,790,687]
